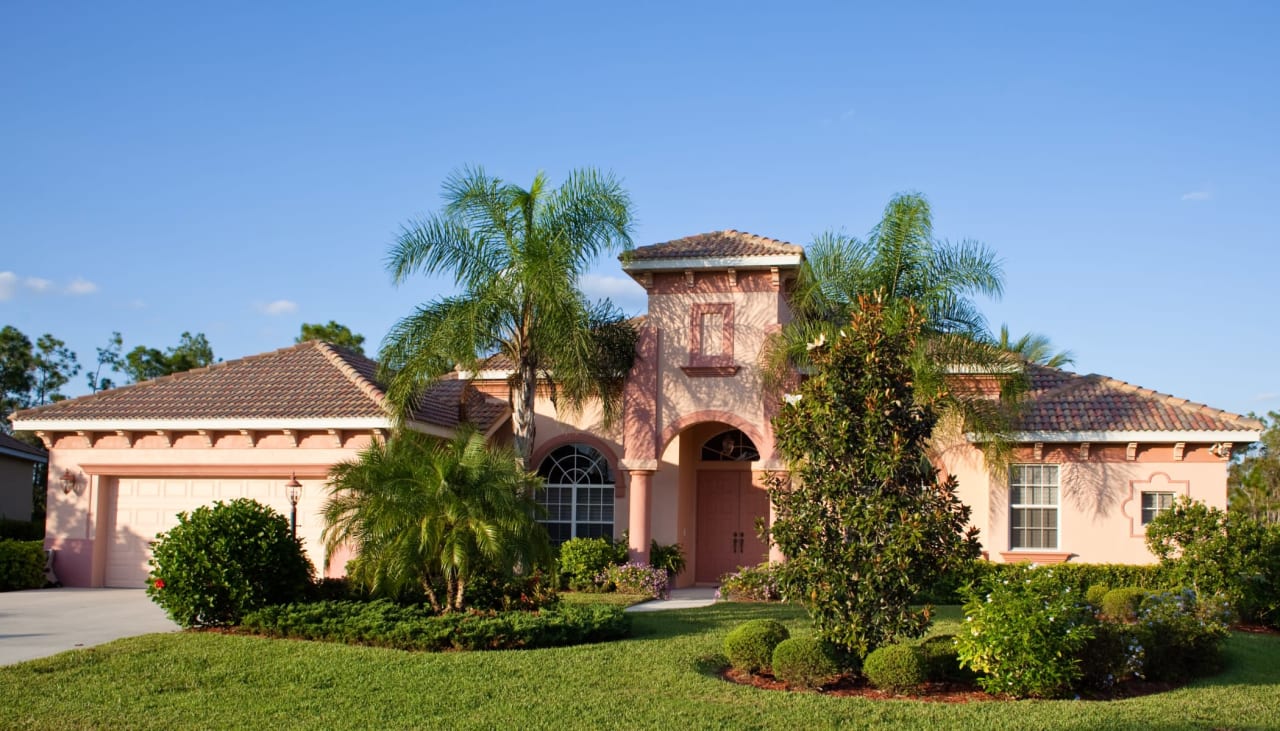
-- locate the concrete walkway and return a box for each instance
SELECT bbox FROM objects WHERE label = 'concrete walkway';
[625,586,719,612]
[0,588,178,666]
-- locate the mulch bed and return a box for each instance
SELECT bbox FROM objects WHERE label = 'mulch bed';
[720,668,1184,702]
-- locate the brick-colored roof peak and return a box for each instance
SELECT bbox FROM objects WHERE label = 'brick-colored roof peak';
[625,230,803,262]
[11,340,507,432]
[1017,365,1264,434]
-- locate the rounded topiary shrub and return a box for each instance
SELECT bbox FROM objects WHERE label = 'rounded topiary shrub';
[863,644,927,693]
[771,636,844,689]
[1085,584,1111,610]
[724,619,790,674]
[1101,587,1149,622]
[147,498,314,627]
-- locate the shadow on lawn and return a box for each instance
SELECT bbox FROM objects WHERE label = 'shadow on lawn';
[627,601,808,640]
[1190,631,1280,691]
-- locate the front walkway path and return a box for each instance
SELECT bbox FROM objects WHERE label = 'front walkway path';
[625,586,719,613]
[0,588,178,666]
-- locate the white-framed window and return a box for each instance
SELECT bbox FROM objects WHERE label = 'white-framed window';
[1141,491,1175,525]
[1010,464,1059,550]
[536,444,614,545]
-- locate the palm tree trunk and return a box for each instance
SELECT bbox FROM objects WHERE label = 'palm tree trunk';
[454,578,466,611]
[511,360,538,469]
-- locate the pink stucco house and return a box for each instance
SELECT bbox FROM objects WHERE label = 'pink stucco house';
[11,230,1263,587]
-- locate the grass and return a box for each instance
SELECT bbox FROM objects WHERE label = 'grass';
[558,591,652,608]
[2,603,1278,730]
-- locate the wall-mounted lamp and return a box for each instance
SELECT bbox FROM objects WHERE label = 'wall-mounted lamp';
[59,469,86,496]
[284,473,302,539]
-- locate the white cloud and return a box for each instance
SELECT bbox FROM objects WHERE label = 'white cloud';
[24,277,53,292]
[580,273,647,314]
[259,299,299,316]
[67,277,99,295]
[1181,190,1212,201]
[0,272,16,301]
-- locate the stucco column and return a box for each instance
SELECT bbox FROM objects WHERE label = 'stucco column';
[626,469,654,565]
[763,465,788,563]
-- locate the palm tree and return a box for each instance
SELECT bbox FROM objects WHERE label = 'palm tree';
[997,325,1074,368]
[380,166,635,466]
[322,429,551,612]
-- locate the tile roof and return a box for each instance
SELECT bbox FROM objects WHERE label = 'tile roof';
[1016,365,1263,434]
[625,230,803,262]
[10,341,508,433]
[0,432,46,460]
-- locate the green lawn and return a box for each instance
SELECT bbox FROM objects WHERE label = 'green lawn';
[2,602,1278,730]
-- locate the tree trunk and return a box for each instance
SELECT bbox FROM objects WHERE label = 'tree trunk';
[510,360,538,469]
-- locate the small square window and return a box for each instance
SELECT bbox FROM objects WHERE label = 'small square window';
[1141,491,1175,525]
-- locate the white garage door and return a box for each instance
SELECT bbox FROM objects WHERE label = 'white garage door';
[105,477,276,588]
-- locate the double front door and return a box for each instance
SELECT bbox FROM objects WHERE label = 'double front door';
[695,470,770,584]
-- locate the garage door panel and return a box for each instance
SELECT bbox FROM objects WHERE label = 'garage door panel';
[105,477,279,588]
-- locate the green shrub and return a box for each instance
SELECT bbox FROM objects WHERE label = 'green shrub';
[1084,584,1111,611]
[240,600,630,651]
[954,564,1097,698]
[718,562,783,602]
[649,540,686,580]
[771,636,844,689]
[1100,587,1148,622]
[723,619,790,674]
[0,540,45,591]
[557,537,627,591]
[464,568,559,611]
[917,634,969,682]
[599,562,668,599]
[1077,620,1143,690]
[863,644,926,693]
[1135,589,1232,681]
[147,499,314,627]
[0,518,43,541]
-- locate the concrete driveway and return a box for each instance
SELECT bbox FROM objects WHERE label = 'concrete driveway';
[0,588,178,666]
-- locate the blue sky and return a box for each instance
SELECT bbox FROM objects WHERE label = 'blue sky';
[2,2,1277,417]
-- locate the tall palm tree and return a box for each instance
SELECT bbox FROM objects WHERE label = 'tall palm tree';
[380,166,635,466]
[763,193,1031,463]
[322,429,551,612]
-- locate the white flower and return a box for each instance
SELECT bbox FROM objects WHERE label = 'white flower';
[783,393,803,406]
[806,333,827,351]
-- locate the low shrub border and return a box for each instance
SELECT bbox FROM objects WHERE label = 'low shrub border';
[240,600,631,652]
[0,539,45,591]
[723,618,790,674]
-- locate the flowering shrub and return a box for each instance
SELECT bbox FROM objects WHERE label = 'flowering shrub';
[599,562,669,599]
[954,565,1096,698]
[717,562,783,602]
[1135,589,1232,681]
[558,537,628,591]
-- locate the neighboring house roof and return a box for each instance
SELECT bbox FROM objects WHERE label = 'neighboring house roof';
[0,432,47,462]
[1011,365,1263,440]
[623,230,804,267]
[10,341,508,435]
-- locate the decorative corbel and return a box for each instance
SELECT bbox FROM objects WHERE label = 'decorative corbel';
[239,429,257,448]
[115,430,135,448]
[1172,442,1186,461]
[684,270,695,288]
[154,430,172,448]
[195,430,214,448]
[327,428,344,447]
[280,429,298,448]
[1032,442,1044,461]
[727,268,737,287]
[371,428,387,445]
[1126,442,1138,461]
[639,271,653,290]
[33,431,52,449]
[1078,442,1090,460]
[770,266,781,290]
[76,430,94,448]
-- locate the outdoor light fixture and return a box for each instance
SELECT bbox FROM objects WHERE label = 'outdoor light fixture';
[285,473,302,539]
[59,469,85,496]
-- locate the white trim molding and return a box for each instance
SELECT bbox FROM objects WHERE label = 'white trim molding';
[622,254,803,271]
[972,429,1262,444]
[14,417,396,432]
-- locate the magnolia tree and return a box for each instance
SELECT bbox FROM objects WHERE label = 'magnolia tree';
[767,296,980,657]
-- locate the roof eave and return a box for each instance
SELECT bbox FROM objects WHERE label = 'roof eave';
[966,429,1263,443]
[621,254,804,272]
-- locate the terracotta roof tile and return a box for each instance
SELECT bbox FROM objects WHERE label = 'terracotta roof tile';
[625,230,803,261]
[11,341,508,433]
[1016,365,1263,434]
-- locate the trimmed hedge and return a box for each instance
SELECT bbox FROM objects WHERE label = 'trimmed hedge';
[1101,587,1149,622]
[240,600,631,651]
[863,644,926,693]
[772,636,844,689]
[724,618,790,674]
[0,540,45,591]
[920,560,1166,605]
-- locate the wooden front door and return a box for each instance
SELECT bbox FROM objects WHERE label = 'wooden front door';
[695,470,770,584]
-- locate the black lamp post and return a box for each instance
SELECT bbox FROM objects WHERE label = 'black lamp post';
[285,473,302,539]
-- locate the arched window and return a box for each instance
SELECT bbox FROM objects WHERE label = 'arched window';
[537,443,614,545]
[701,429,760,462]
